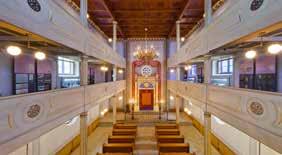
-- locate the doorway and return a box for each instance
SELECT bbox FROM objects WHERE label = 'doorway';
[139,89,154,110]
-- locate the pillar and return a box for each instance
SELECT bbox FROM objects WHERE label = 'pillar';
[176,66,181,81]
[111,96,117,124]
[113,21,117,52]
[176,20,181,51]
[113,66,117,81]
[80,112,88,155]
[204,0,212,27]
[80,55,88,86]
[204,112,211,155]
[204,58,212,84]
[80,0,88,27]
[175,95,181,124]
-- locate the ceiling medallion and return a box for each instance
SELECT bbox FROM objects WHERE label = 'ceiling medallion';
[250,0,264,11]
[27,104,41,118]
[249,102,264,115]
[27,0,41,12]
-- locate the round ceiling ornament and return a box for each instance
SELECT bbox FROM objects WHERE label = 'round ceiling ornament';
[250,0,264,11]
[27,0,41,12]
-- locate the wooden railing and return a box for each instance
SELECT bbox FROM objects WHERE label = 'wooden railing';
[0,80,125,154]
[168,80,282,153]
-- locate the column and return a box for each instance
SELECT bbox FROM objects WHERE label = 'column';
[176,66,181,81]
[113,66,117,81]
[80,0,88,27]
[113,21,117,52]
[176,20,181,51]
[175,95,181,124]
[204,58,212,84]
[111,96,117,124]
[80,55,88,86]
[80,112,88,155]
[204,112,211,155]
[204,0,212,27]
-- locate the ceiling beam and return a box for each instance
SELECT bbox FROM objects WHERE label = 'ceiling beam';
[98,0,124,37]
[168,0,191,37]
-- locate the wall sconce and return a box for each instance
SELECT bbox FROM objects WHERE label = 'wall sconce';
[100,65,108,72]
[170,69,175,73]
[108,38,113,43]
[169,96,174,100]
[184,65,192,71]
[118,96,123,101]
[118,69,124,74]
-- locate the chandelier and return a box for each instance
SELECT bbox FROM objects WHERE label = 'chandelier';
[133,28,159,61]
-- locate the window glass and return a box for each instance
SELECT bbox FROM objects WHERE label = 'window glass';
[58,57,76,76]
[217,58,233,74]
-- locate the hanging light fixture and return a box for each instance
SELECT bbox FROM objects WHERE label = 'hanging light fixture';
[267,44,282,55]
[6,46,22,56]
[245,50,257,59]
[34,51,46,60]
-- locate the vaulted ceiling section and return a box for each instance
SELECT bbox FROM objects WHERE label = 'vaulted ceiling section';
[72,0,222,38]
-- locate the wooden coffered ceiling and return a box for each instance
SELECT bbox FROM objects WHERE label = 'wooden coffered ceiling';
[72,0,221,38]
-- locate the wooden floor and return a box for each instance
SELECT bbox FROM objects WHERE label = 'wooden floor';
[71,112,221,155]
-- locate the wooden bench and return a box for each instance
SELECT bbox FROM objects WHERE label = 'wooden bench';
[159,153,195,155]
[108,136,135,143]
[114,124,137,129]
[97,153,132,155]
[155,124,178,129]
[103,143,134,153]
[157,135,185,143]
[156,129,180,136]
[112,129,137,136]
[158,143,190,154]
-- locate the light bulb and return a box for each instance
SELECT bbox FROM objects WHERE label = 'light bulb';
[245,50,257,59]
[34,51,46,60]
[181,37,185,42]
[108,38,112,43]
[6,46,22,56]
[268,44,282,54]
[170,69,175,73]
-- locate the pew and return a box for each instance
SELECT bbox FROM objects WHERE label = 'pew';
[157,135,185,143]
[103,143,134,153]
[155,124,178,129]
[156,129,180,136]
[97,153,131,155]
[159,153,195,155]
[158,143,190,154]
[114,124,137,129]
[108,136,135,143]
[112,129,137,136]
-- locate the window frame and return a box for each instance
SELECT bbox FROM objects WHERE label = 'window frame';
[58,58,76,76]
[216,58,233,75]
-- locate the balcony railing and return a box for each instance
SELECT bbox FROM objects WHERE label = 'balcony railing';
[0,80,125,154]
[168,80,282,153]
